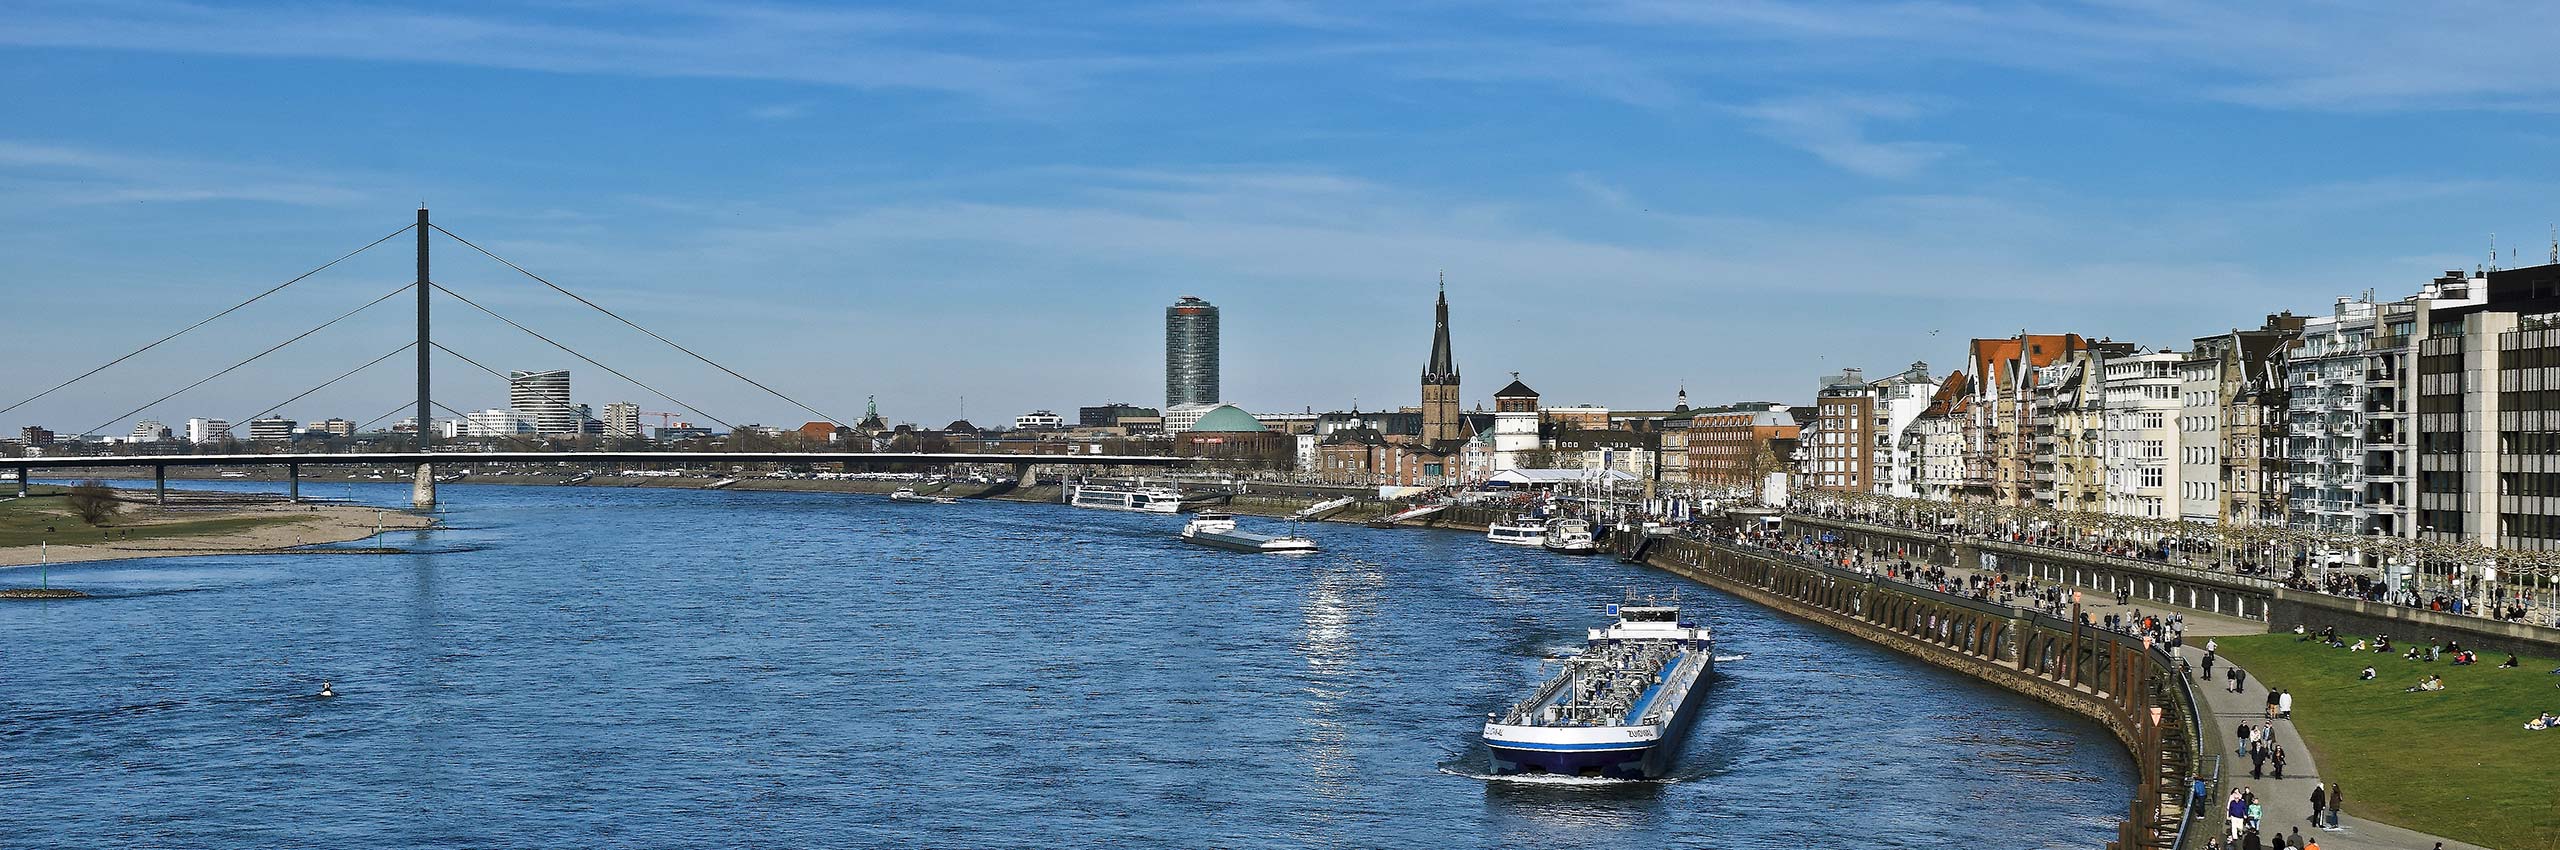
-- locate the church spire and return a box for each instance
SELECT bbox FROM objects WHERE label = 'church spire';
[1423,274,1457,384]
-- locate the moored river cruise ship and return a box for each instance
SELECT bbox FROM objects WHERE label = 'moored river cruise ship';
[1068,481,1185,513]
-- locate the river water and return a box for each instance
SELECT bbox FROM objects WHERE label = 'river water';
[0,483,2128,848]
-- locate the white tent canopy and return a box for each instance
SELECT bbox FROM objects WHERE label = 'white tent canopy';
[1486,468,1639,486]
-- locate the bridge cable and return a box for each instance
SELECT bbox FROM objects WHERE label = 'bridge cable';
[1,224,414,418]
[427,340,687,433]
[431,225,847,428]
[231,342,416,430]
[77,282,415,438]
[353,399,420,434]
[426,284,737,432]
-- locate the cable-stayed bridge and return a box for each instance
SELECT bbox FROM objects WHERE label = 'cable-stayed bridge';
[4,208,1195,507]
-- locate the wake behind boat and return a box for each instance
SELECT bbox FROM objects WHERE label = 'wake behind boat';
[1181,512,1318,553]
[1483,598,1714,779]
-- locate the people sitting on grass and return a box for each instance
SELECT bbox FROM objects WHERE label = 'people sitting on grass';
[2404,674,2445,693]
[2358,666,2376,681]
[2526,711,2556,731]
[2498,653,2517,669]
[2450,650,2478,666]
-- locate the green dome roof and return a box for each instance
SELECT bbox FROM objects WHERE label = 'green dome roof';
[1188,404,1268,433]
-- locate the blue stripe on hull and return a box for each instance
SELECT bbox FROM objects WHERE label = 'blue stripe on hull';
[1486,743,1657,779]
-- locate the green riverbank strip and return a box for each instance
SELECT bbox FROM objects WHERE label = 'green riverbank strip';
[2213,634,2560,849]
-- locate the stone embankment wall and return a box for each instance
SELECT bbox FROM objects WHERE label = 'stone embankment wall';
[1635,533,2198,849]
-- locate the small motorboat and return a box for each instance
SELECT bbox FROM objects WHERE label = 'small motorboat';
[887,487,957,505]
[1541,518,1599,555]
[316,681,337,699]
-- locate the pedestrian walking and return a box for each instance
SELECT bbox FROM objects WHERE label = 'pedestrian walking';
[2235,721,2250,756]
[2272,744,2287,780]
[2327,785,2343,828]
[2234,666,2248,694]
[2251,746,2266,779]
[2278,689,2293,719]
[2308,783,2326,825]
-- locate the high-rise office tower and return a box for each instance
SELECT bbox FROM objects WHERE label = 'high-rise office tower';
[1165,296,1220,408]
[507,370,578,436]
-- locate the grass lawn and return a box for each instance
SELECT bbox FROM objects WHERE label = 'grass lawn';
[0,490,298,549]
[2215,633,2560,850]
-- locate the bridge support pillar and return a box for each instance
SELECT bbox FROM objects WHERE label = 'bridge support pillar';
[1012,463,1034,489]
[15,468,28,498]
[287,464,300,503]
[154,465,167,506]
[412,462,436,509]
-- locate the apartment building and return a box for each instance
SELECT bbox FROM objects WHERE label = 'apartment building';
[2101,350,2184,519]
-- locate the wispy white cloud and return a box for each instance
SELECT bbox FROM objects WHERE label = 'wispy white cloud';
[1585,0,2560,112]
[0,140,370,207]
[1735,94,1956,179]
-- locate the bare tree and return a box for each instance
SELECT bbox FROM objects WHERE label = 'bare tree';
[66,479,121,526]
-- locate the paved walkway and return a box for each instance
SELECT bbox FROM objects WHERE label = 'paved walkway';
[1908,552,2489,850]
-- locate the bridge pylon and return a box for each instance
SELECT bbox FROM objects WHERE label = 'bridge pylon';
[412,462,435,509]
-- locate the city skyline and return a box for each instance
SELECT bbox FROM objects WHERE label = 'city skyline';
[6,3,2557,429]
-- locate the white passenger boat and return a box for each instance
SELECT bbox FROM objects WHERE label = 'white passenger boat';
[1180,512,1319,553]
[1486,516,1547,547]
[1069,481,1185,513]
[1483,598,1714,778]
[888,487,956,505]
[1541,517,1599,554]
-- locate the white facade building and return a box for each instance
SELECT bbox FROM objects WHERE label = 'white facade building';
[2283,298,2377,537]
[2102,351,2184,518]
[184,417,231,444]
[2178,346,2225,523]
[465,408,532,437]
[1013,410,1063,430]
[1869,362,1940,497]
[247,417,295,443]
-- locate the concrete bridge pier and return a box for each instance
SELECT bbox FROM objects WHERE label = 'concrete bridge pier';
[14,468,28,498]
[154,465,167,506]
[1012,463,1035,490]
[411,462,436,509]
[287,464,300,503]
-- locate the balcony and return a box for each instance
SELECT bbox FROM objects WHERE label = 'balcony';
[2367,333,2409,351]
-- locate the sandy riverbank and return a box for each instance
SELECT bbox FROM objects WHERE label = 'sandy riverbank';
[0,496,435,570]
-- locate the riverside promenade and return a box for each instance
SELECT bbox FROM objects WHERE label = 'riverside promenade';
[1918,544,2488,850]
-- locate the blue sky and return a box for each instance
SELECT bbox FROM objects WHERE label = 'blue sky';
[3,0,2554,433]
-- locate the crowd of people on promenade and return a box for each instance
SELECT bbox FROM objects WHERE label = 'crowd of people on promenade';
[1791,503,2558,629]
[1677,523,2196,656]
[2200,782,2335,850]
